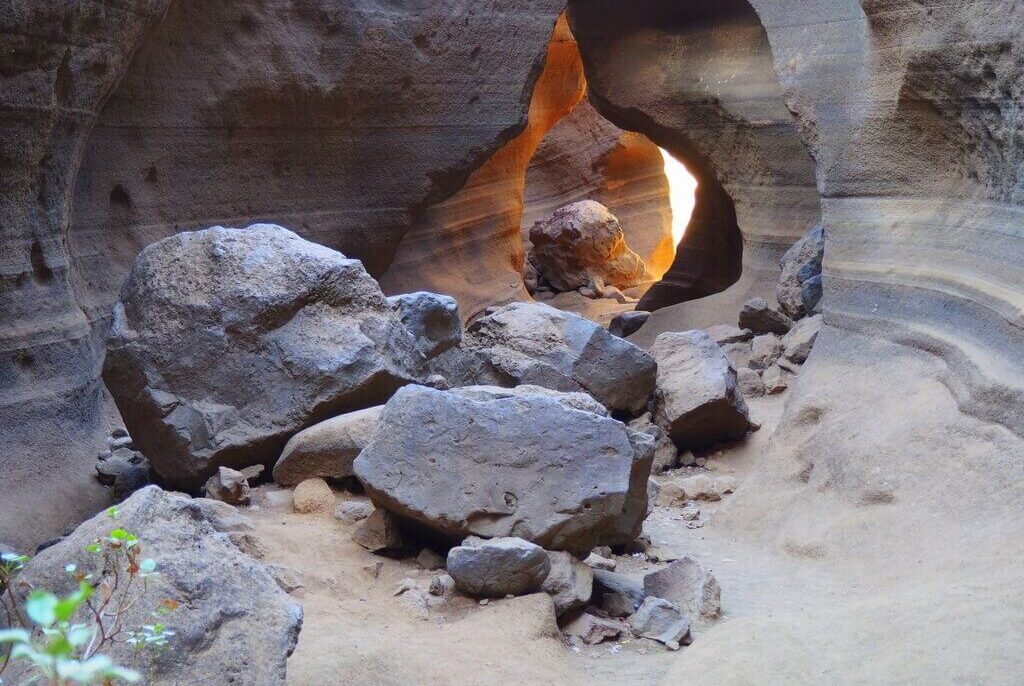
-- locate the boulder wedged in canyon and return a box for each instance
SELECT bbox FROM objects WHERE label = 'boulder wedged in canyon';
[435,301,656,414]
[776,224,824,320]
[10,486,302,685]
[522,98,675,278]
[103,225,424,490]
[528,200,652,292]
[273,406,384,487]
[353,384,654,556]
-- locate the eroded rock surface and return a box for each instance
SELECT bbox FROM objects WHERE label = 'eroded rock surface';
[103,225,423,489]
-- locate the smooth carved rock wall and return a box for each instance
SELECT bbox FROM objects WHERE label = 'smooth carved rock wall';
[567,0,822,312]
[0,0,173,550]
[522,99,676,279]
[1,0,565,548]
[379,15,585,320]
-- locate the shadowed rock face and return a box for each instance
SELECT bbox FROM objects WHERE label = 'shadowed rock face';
[567,0,821,311]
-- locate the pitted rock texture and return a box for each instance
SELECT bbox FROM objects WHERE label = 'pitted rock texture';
[103,225,424,489]
[435,302,656,414]
[528,200,652,292]
[10,486,302,685]
[353,384,654,555]
[522,98,675,278]
[568,0,821,313]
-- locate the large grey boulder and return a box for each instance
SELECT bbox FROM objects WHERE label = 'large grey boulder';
[10,487,301,685]
[446,537,551,598]
[528,200,652,292]
[273,406,383,486]
[353,384,654,555]
[643,557,722,623]
[437,302,656,414]
[103,225,424,490]
[650,331,751,450]
[777,224,824,319]
[738,297,793,336]
[386,292,462,359]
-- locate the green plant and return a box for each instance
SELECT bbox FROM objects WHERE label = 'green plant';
[0,507,177,685]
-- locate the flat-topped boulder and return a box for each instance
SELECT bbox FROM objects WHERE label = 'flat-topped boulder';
[353,384,654,555]
[103,225,424,490]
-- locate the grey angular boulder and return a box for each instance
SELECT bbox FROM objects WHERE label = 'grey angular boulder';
[643,557,722,622]
[386,291,462,359]
[541,551,594,616]
[738,297,793,336]
[592,569,646,612]
[353,384,654,555]
[802,274,824,314]
[609,310,650,338]
[777,223,824,319]
[103,225,424,490]
[352,507,405,553]
[782,314,823,364]
[203,466,252,505]
[273,406,383,486]
[437,302,656,413]
[10,487,302,685]
[528,200,652,292]
[446,537,551,598]
[650,331,751,450]
[628,597,691,646]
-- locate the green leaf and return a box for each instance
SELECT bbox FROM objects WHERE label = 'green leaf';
[54,583,93,623]
[107,529,130,541]
[0,628,30,644]
[25,590,58,627]
[84,543,101,554]
[43,633,73,658]
[106,506,120,519]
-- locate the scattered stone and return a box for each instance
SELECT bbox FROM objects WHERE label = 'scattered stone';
[676,474,722,502]
[646,547,679,563]
[777,223,824,319]
[705,324,753,345]
[394,578,419,596]
[644,557,722,622]
[440,302,657,413]
[584,553,616,571]
[716,476,738,494]
[352,508,404,553]
[239,465,265,481]
[778,358,801,374]
[11,487,301,684]
[601,285,637,304]
[678,451,697,468]
[528,200,652,292]
[103,225,424,490]
[416,547,446,571]
[763,365,789,394]
[479,599,490,606]
[721,341,753,369]
[334,499,375,524]
[95,448,151,499]
[446,537,551,598]
[679,504,701,521]
[628,597,691,646]
[107,435,134,451]
[609,310,651,338]
[363,561,384,579]
[592,569,646,611]
[750,334,784,370]
[429,573,456,597]
[782,314,822,363]
[738,297,793,335]
[736,367,766,397]
[273,406,383,486]
[387,291,462,359]
[561,611,628,645]
[266,564,304,593]
[629,413,678,473]
[600,591,637,618]
[579,274,607,299]
[650,331,751,450]
[292,478,335,514]
[354,384,654,555]
[110,427,129,439]
[541,551,593,616]
[203,466,252,506]
[802,274,824,314]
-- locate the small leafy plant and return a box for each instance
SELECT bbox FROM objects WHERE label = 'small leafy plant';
[0,507,177,685]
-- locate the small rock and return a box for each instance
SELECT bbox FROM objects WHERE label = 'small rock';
[592,569,646,611]
[738,297,793,335]
[95,448,151,499]
[352,508,404,553]
[628,597,691,646]
[647,478,661,515]
[778,357,801,374]
[446,537,551,598]
[429,573,456,597]
[266,564,304,593]
[561,611,627,645]
[600,591,637,618]
[675,474,721,502]
[628,413,678,473]
[750,334,784,370]
[609,310,651,338]
[541,551,593,616]
[721,341,753,369]
[479,598,490,606]
[334,500,375,524]
[107,435,134,450]
[110,427,129,439]
[292,478,335,514]
[679,504,701,521]
[763,365,789,394]
[705,324,753,345]
[736,367,765,397]
[602,285,637,304]
[782,314,822,364]
[203,466,251,506]
[716,476,738,495]
[416,547,446,571]
[644,557,721,622]
[274,406,383,486]
[592,546,614,558]
[584,553,616,571]
[387,291,462,359]
[678,451,697,468]
[646,547,679,563]
[363,561,383,579]
[394,578,419,596]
